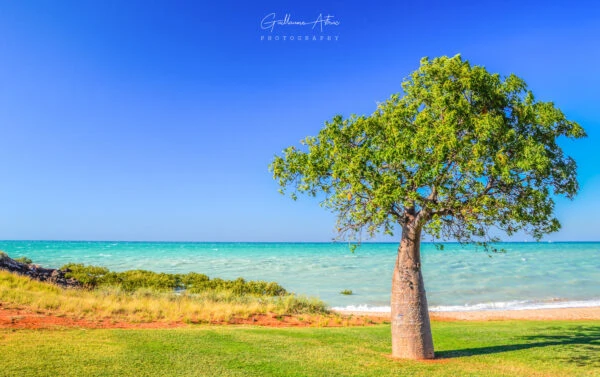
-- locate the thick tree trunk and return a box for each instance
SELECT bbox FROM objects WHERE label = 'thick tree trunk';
[391,222,435,359]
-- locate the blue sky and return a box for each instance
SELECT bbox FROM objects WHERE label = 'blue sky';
[0,1,599,241]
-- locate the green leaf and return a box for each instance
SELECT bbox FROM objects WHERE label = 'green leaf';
[269,55,585,247]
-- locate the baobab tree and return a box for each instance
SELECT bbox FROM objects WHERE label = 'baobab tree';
[270,55,585,359]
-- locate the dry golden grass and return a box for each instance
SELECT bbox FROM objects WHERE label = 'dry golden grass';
[0,270,326,323]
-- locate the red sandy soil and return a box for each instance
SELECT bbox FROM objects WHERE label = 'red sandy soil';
[0,307,186,329]
[0,305,387,330]
[3,303,598,330]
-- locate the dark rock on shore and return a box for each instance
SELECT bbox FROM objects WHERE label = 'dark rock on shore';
[0,253,81,288]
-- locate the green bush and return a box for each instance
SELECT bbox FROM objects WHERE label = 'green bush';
[180,272,210,287]
[340,289,353,295]
[117,270,180,291]
[60,263,288,296]
[277,295,329,314]
[186,277,287,296]
[61,263,111,288]
[14,256,33,264]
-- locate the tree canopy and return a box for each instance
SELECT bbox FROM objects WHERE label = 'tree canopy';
[270,55,586,248]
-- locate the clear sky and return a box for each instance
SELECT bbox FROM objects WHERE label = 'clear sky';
[1,1,599,241]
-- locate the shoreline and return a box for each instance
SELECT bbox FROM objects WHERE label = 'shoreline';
[334,306,600,321]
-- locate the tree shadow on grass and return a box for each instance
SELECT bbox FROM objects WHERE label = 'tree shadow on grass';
[436,325,600,367]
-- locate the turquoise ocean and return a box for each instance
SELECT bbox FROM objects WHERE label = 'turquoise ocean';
[1,241,598,312]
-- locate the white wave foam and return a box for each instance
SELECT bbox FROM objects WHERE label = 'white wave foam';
[331,305,391,312]
[332,299,600,313]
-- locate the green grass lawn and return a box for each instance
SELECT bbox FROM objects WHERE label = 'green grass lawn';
[1,321,598,377]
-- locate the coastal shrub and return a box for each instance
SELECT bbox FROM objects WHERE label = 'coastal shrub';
[251,281,287,296]
[116,270,180,292]
[61,264,179,291]
[180,272,210,287]
[60,263,287,296]
[186,278,287,296]
[14,256,33,264]
[278,295,329,314]
[61,263,111,288]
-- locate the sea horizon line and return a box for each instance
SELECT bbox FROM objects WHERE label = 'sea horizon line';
[1,239,599,244]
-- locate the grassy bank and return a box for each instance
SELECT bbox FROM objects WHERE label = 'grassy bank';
[0,270,326,323]
[1,321,598,376]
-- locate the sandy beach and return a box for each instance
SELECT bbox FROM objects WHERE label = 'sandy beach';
[336,306,600,321]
